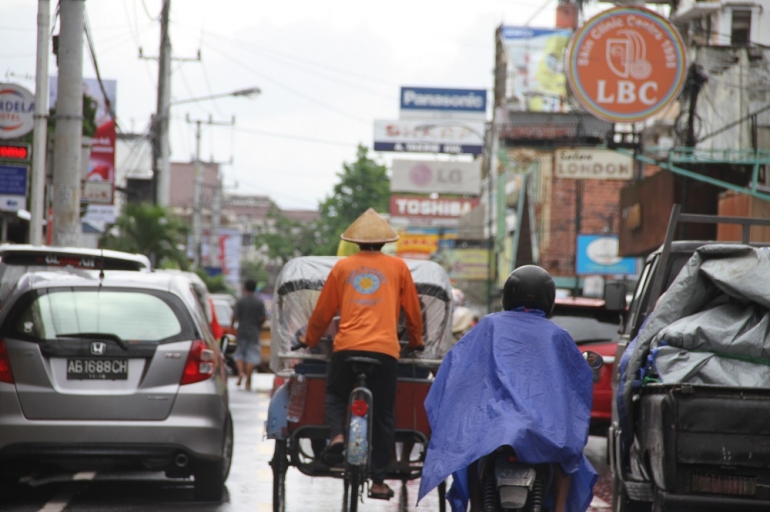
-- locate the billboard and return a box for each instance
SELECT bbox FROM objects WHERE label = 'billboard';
[399,87,487,121]
[0,163,28,211]
[576,235,638,275]
[389,195,480,227]
[50,77,117,204]
[500,27,572,112]
[395,228,457,260]
[0,83,35,139]
[565,7,687,123]
[374,119,484,155]
[443,248,490,281]
[198,228,242,288]
[554,148,634,180]
[391,159,481,195]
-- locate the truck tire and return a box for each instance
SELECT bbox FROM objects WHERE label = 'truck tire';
[612,473,651,512]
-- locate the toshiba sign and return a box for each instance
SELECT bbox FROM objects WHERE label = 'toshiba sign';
[389,195,479,225]
[565,7,687,123]
[391,159,481,195]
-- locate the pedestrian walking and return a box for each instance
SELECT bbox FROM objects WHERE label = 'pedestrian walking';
[231,279,266,390]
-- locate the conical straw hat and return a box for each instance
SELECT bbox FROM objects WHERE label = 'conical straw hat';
[340,208,399,244]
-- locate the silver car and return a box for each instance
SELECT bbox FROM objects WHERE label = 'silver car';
[0,270,232,502]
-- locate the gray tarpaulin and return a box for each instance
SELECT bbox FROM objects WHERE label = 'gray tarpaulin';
[622,245,770,433]
[270,256,454,373]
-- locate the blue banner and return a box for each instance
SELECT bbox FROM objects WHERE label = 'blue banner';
[400,87,487,114]
[576,235,638,275]
[0,164,28,196]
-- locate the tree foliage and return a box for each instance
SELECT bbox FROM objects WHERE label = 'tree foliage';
[99,202,189,269]
[253,204,319,264]
[313,145,390,255]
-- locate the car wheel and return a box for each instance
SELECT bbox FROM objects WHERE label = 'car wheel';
[194,412,233,502]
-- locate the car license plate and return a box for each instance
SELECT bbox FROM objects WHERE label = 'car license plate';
[67,358,128,380]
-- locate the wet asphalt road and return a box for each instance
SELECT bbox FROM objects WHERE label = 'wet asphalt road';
[0,374,612,511]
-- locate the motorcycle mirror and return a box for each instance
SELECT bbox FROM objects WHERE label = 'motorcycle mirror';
[583,351,604,370]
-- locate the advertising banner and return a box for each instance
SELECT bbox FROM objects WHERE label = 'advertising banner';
[500,27,572,113]
[198,228,242,288]
[395,228,457,260]
[576,235,638,275]
[399,87,487,121]
[443,248,490,281]
[390,194,479,224]
[391,159,482,194]
[0,163,28,211]
[0,83,35,139]
[565,6,687,123]
[50,77,117,203]
[554,148,634,180]
[374,119,484,155]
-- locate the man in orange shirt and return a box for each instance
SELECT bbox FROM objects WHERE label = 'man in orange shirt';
[302,208,424,500]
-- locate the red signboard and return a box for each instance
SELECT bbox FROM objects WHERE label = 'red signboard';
[566,6,687,123]
[0,143,30,162]
[389,195,479,220]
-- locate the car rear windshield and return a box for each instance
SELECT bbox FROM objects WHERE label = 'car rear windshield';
[2,289,193,343]
[551,315,619,344]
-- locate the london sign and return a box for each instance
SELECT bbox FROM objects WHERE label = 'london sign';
[566,7,687,123]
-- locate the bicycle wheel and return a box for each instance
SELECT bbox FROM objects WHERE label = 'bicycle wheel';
[270,439,288,512]
[347,468,361,512]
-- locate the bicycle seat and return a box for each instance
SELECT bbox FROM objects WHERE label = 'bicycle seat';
[347,356,381,375]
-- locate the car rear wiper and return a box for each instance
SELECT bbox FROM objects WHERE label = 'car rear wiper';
[56,332,128,350]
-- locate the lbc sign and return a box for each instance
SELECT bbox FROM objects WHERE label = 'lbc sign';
[565,7,687,123]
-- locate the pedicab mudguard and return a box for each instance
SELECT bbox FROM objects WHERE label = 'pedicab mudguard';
[638,384,770,504]
[266,381,291,440]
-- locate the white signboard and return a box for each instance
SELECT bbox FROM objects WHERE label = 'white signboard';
[0,83,35,139]
[391,159,482,195]
[554,148,634,180]
[374,120,484,155]
[0,194,26,212]
[82,204,116,224]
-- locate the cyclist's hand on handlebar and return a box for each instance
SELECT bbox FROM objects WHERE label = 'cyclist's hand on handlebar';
[291,329,309,351]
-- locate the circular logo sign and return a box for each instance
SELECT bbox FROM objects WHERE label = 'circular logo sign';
[353,273,381,295]
[566,7,687,123]
[409,163,433,187]
[586,237,622,266]
[0,83,35,139]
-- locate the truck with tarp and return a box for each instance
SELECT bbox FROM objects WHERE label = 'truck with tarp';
[608,205,770,511]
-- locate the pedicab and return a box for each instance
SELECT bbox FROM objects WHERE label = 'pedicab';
[266,256,455,512]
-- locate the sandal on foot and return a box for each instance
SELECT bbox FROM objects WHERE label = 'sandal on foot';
[368,484,394,501]
[320,441,345,466]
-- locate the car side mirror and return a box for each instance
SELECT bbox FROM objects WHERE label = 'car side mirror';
[583,350,604,370]
[604,282,627,312]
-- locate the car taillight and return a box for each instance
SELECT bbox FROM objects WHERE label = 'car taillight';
[0,339,13,384]
[181,339,216,385]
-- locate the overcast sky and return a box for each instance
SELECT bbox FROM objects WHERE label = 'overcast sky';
[2,0,613,210]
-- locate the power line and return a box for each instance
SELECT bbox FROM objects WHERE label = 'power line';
[205,42,370,125]
[231,125,360,148]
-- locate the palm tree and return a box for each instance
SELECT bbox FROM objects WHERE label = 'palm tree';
[100,202,189,269]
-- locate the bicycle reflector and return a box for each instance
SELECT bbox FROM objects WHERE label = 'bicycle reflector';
[350,399,368,417]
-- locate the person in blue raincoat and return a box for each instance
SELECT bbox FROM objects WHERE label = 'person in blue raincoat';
[418,265,597,512]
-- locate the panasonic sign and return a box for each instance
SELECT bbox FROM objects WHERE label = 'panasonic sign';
[399,87,487,121]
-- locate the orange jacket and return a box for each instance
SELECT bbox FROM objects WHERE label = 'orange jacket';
[305,252,424,360]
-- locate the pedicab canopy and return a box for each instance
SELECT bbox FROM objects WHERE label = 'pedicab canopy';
[619,244,770,435]
[269,256,454,373]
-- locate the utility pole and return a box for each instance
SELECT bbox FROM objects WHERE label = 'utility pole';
[186,114,234,268]
[209,176,223,269]
[153,0,171,206]
[29,0,50,245]
[51,0,84,247]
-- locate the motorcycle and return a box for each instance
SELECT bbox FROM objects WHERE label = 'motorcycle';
[471,351,603,512]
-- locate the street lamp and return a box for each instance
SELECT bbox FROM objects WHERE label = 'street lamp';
[170,86,261,106]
